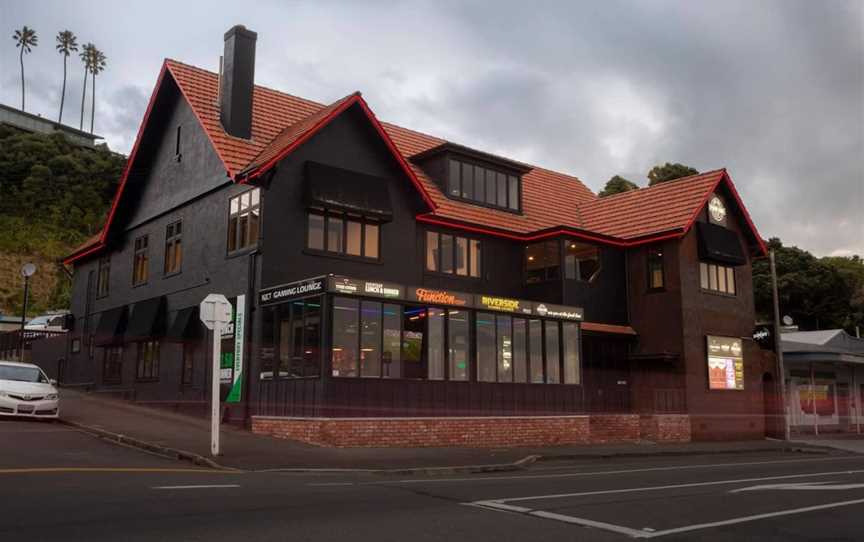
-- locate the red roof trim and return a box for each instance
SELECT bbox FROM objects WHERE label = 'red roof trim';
[416,213,686,248]
[62,240,105,266]
[679,169,768,256]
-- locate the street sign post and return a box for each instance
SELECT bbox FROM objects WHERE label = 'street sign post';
[200,293,232,456]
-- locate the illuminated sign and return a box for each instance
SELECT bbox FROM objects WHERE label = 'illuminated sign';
[327,276,404,299]
[407,288,472,307]
[476,295,531,314]
[706,335,744,390]
[533,303,583,321]
[259,277,325,306]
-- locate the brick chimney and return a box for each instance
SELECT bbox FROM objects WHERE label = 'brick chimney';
[220,25,257,139]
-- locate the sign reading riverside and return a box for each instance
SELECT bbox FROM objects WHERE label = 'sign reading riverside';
[407,287,472,307]
[477,295,532,315]
[707,335,744,390]
[259,277,325,306]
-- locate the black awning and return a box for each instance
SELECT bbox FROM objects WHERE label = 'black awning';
[125,297,165,341]
[304,161,393,221]
[165,306,201,342]
[94,306,128,346]
[696,222,746,266]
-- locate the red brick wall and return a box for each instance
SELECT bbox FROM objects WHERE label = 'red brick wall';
[640,414,692,442]
[251,414,691,448]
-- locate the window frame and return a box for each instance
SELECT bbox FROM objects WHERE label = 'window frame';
[226,187,261,256]
[525,240,562,284]
[305,209,381,262]
[135,340,160,382]
[425,230,482,279]
[564,241,602,283]
[445,157,522,213]
[164,220,183,276]
[131,235,149,287]
[102,346,122,384]
[699,261,737,296]
[646,246,665,292]
[96,256,111,298]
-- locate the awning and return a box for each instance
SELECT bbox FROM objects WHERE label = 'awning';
[581,322,638,336]
[696,222,746,266]
[125,297,165,341]
[304,161,393,221]
[93,306,128,346]
[165,307,201,342]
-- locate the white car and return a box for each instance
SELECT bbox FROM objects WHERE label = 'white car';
[0,360,60,419]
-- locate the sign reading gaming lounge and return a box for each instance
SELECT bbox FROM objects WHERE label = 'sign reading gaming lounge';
[259,275,584,321]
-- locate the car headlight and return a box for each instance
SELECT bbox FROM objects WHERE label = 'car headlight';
[46,393,59,400]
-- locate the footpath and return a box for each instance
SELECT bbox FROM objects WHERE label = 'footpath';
[58,389,844,473]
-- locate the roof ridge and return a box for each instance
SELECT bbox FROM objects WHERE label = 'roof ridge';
[585,168,726,204]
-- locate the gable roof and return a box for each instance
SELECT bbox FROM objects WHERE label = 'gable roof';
[65,59,766,264]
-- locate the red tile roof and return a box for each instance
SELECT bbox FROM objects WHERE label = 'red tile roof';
[64,59,765,264]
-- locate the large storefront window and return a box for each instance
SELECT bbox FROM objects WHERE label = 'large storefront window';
[402,306,426,379]
[360,301,382,377]
[477,313,496,382]
[562,322,580,384]
[261,296,322,380]
[448,309,469,381]
[545,320,561,383]
[332,297,360,377]
[382,304,401,378]
[428,308,445,380]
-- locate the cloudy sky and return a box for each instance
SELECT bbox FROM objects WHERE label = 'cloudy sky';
[2,0,861,256]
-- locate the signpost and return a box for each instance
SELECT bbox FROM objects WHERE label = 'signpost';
[199,294,232,456]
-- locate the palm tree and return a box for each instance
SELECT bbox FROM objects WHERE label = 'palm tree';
[55,30,78,123]
[79,43,94,130]
[12,26,38,111]
[88,47,107,134]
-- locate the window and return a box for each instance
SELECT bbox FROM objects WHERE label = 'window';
[647,247,665,290]
[164,221,182,275]
[136,340,160,381]
[529,319,543,383]
[428,307,445,380]
[562,322,580,384]
[132,236,149,286]
[181,344,195,387]
[260,297,322,381]
[447,309,469,381]
[564,241,601,282]
[102,346,122,384]
[477,314,573,384]
[307,210,380,260]
[525,241,560,283]
[477,312,496,382]
[426,231,482,278]
[382,304,402,378]
[332,297,360,377]
[227,188,260,253]
[545,321,561,383]
[700,262,736,295]
[446,158,521,212]
[96,256,110,297]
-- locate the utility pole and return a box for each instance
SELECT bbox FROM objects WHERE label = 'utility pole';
[770,250,790,440]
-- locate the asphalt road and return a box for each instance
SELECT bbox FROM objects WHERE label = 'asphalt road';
[3,419,864,541]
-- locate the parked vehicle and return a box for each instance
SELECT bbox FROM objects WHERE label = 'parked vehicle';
[0,360,60,418]
[24,313,68,332]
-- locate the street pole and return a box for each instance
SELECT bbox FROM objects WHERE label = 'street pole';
[211,323,221,456]
[18,275,30,362]
[769,249,790,441]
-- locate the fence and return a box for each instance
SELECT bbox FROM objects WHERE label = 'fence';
[0,330,67,362]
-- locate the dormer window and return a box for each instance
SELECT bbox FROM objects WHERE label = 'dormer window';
[447,158,521,212]
[410,143,530,214]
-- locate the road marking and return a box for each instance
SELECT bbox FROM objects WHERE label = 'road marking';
[307,482,355,487]
[152,484,240,490]
[0,467,220,475]
[731,481,864,492]
[471,468,864,504]
[373,456,862,485]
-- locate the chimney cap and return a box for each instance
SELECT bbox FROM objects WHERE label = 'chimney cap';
[225,25,257,41]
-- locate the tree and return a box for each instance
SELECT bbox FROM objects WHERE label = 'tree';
[88,46,107,134]
[12,26,38,111]
[79,43,95,130]
[55,30,79,124]
[752,238,859,333]
[599,175,639,197]
[647,162,699,186]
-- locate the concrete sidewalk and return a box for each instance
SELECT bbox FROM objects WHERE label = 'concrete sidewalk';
[58,389,839,472]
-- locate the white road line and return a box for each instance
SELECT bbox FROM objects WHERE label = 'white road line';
[645,498,864,539]
[483,468,864,504]
[371,456,862,485]
[531,510,650,538]
[307,482,355,487]
[152,484,240,490]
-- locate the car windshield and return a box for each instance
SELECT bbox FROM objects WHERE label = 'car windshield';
[0,365,47,383]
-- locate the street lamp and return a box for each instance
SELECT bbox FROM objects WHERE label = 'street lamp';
[18,263,36,362]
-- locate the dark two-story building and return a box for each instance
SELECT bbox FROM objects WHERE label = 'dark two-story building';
[61,26,775,447]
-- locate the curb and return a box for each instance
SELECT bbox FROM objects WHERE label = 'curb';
[536,445,836,462]
[257,454,542,476]
[59,419,238,472]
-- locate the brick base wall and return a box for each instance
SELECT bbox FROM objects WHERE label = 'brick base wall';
[251,414,692,448]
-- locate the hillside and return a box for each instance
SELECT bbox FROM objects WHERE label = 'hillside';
[0,125,125,317]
